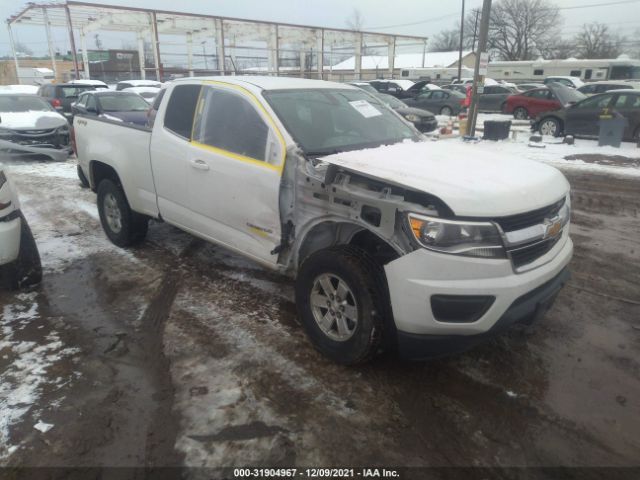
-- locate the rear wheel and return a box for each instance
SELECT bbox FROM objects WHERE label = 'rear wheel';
[513,107,529,120]
[295,246,388,365]
[440,106,453,116]
[97,179,148,247]
[77,165,90,188]
[539,117,561,137]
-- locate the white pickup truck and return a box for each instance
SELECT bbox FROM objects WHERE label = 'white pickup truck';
[75,76,573,364]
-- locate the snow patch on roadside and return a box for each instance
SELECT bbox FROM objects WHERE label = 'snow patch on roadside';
[0,294,80,461]
[3,159,77,180]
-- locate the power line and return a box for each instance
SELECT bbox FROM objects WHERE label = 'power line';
[557,0,640,9]
[368,12,460,30]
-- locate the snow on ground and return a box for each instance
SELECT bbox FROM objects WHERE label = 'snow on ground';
[0,292,80,460]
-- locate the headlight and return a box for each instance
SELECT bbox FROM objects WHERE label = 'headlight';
[559,194,571,226]
[408,213,506,258]
[57,124,70,133]
[404,114,421,123]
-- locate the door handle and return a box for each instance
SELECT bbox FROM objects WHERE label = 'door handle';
[190,159,210,171]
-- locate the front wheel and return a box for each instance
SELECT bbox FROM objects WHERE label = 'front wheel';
[97,179,148,247]
[440,106,453,116]
[539,118,561,137]
[295,246,388,365]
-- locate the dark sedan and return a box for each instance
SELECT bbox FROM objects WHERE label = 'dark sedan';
[403,89,466,116]
[71,91,151,126]
[377,94,438,132]
[533,86,640,141]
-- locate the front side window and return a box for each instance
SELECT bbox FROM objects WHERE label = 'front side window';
[164,84,202,139]
[614,94,640,109]
[98,93,150,112]
[580,85,596,94]
[264,88,416,156]
[575,94,614,109]
[86,95,97,111]
[193,87,269,162]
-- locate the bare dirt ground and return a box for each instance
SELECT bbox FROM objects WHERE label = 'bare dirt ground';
[1,157,639,478]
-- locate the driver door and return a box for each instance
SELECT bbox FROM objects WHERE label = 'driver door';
[565,93,615,137]
[186,84,285,265]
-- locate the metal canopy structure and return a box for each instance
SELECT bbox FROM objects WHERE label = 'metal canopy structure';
[6,1,428,82]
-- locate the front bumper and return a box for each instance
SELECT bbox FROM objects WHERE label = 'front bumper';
[384,230,573,357]
[0,129,71,161]
[416,118,438,133]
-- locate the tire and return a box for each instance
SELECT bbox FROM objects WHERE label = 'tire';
[97,179,148,247]
[513,107,529,120]
[77,165,90,188]
[295,246,388,365]
[0,213,42,290]
[539,117,562,137]
[440,106,453,116]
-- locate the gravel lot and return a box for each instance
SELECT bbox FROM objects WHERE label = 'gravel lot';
[1,140,639,476]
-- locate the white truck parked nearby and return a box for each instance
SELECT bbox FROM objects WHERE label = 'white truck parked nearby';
[74,76,573,364]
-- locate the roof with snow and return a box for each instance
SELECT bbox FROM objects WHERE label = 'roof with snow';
[332,51,473,70]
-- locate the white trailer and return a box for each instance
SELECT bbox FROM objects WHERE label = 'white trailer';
[487,56,640,83]
[400,66,474,83]
[16,67,55,86]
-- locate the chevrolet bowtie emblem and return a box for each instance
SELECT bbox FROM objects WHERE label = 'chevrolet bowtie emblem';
[544,218,562,239]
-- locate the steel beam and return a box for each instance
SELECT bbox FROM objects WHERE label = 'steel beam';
[42,8,58,80]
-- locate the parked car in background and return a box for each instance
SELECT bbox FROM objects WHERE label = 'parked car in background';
[404,88,466,116]
[533,86,640,141]
[68,79,109,89]
[122,86,161,104]
[515,83,545,91]
[443,84,468,95]
[72,91,153,126]
[0,166,42,290]
[37,83,96,119]
[115,80,162,91]
[504,87,562,119]
[0,85,40,95]
[403,80,441,97]
[477,84,517,112]
[0,93,71,161]
[75,76,573,364]
[577,81,640,96]
[367,79,415,98]
[377,94,438,132]
[348,82,379,95]
[543,76,584,89]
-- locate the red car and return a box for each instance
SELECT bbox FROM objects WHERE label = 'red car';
[504,87,562,120]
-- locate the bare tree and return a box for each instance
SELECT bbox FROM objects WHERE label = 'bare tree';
[538,39,577,59]
[574,22,625,59]
[430,29,462,52]
[463,0,561,60]
[345,8,364,32]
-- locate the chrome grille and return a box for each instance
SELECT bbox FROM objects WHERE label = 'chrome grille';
[509,235,562,269]
[494,198,566,232]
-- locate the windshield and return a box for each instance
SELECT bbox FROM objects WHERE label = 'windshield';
[99,94,151,112]
[0,95,53,113]
[264,88,417,155]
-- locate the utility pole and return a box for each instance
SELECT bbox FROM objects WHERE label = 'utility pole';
[457,0,465,82]
[472,9,480,51]
[467,0,491,137]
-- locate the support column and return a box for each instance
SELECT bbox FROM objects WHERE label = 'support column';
[422,39,427,67]
[42,8,58,81]
[316,29,324,80]
[64,5,79,80]
[215,18,225,75]
[7,23,20,84]
[150,12,161,81]
[354,32,363,80]
[186,31,194,77]
[387,36,396,79]
[137,31,146,79]
[80,29,90,79]
[299,48,306,78]
[267,24,278,76]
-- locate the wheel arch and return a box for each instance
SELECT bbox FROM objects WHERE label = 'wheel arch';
[90,160,121,193]
[294,219,400,272]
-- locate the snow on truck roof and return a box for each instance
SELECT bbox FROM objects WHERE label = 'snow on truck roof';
[172,76,358,91]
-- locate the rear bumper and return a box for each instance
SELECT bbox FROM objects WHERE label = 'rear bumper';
[396,267,570,360]
[417,119,438,133]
